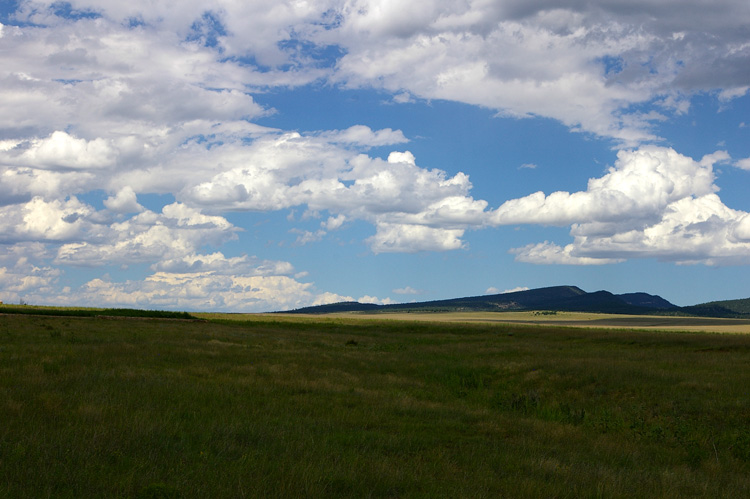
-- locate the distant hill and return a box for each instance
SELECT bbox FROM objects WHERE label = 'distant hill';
[283,285,681,315]
[289,302,382,314]
[618,292,678,310]
[681,297,750,318]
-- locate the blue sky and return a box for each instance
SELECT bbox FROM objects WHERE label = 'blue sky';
[1,1,750,311]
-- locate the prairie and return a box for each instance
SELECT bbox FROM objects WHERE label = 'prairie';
[264,311,750,334]
[2,311,750,497]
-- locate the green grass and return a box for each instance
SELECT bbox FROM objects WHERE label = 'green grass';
[1,313,750,497]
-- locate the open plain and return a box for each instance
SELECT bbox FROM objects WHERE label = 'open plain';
[230,311,750,334]
[2,309,750,497]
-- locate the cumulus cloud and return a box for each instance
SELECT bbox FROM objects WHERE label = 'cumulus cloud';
[151,252,294,276]
[735,158,750,170]
[1,131,117,170]
[499,147,750,265]
[183,139,486,252]
[55,203,238,266]
[5,241,332,312]
[312,291,355,306]
[103,186,143,214]
[69,272,316,312]
[510,242,625,265]
[17,240,340,312]
[563,194,750,265]
[309,291,393,307]
[733,214,750,242]
[0,260,61,303]
[492,146,721,227]
[0,196,96,243]
[322,214,346,231]
[367,223,465,253]
[360,295,396,305]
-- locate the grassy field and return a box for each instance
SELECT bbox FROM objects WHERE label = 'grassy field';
[2,312,750,497]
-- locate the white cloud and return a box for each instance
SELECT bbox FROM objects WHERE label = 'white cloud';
[55,203,237,266]
[0,167,94,205]
[511,241,625,265]
[564,194,750,265]
[151,252,294,276]
[0,261,61,304]
[329,11,655,143]
[292,229,326,246]
[322,214,346,231]
[67,272,315,312]
[184,141,487,252]
[6,0,750,148]
[393,286,421,295]
[322,125,408,147]
[312,292,355,306]
[358,295,383,304]
[494,286,530,294]
[733,214,750,242]
[324,0,750,143]
[392,92,415,104]
[735,158,750,171]
[0,8,282,215]
[493,146,720,227]
[14,245,324,312]
[104,186,143,214]
[2,131,117,170]
[0,17,268,137]
[0,196,96,243]
[718,86,749,102]
[310,291,394,307]
[500,147,750,265]
[367,223,465,253]
[387,151,416,165]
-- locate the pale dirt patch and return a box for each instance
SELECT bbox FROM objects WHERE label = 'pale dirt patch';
[207,339,245,348]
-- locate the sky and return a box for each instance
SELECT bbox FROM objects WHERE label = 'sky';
[1,0,750,312]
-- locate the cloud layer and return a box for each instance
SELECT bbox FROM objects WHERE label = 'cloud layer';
[1,1,749,310]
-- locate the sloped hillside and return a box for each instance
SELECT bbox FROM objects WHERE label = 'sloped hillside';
[284,286,678,315]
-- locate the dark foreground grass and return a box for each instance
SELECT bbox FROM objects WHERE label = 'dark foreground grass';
[1,314,750,497]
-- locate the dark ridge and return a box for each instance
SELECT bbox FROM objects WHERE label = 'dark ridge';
[284,301,382,314]
[383,285,587,312]
[283,287,750,319]
[282,285,679,315]
[542,290,638,314]
[682,297,750,318]
[617,292,678,310]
